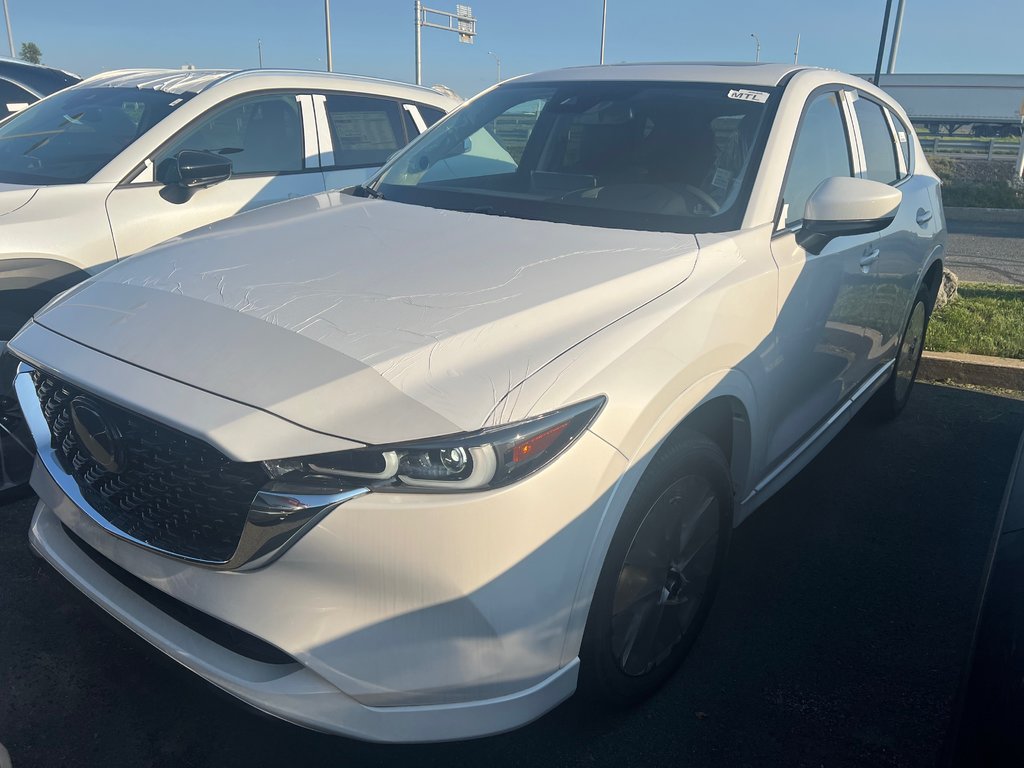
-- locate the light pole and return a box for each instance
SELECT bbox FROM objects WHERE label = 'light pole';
[2,0,13,58]
[324,0,333,72]
[257,38,263,68]
[488,50,501,83]
[414,3,477,85]
[750,32,760,63]
[873,0,895,84]
[887,0,907,73]
[600,0,607,64]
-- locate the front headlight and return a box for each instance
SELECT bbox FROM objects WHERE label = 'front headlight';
[262,396,605,492]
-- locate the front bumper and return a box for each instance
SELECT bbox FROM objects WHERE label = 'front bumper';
[25,385,628,741]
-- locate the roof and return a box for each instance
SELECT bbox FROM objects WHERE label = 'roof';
[76,68,459,105]
[80,69,234,94]
[516,62,811,87]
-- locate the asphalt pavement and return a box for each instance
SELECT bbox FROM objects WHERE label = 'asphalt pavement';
[1,382,1023,767]
[946,219,1024,284]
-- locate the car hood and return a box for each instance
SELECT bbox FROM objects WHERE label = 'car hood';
[30,192,699,446]
[0,182,37,216]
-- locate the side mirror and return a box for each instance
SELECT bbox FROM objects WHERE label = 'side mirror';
[796,176,902,255]
[174,150,232,188]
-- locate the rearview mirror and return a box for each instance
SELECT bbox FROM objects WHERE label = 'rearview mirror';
[796,176,902,255]
[175,150,232,188]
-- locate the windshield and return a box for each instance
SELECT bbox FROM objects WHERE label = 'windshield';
[372,81,777,233]
[0,86,195,185]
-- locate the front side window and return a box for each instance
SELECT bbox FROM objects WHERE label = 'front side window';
[0,86,193,185]
[781,91,853,227]
[324,94,405,168]
[371,81,775,234]
[156,93,303,179]
[853,95,899,184]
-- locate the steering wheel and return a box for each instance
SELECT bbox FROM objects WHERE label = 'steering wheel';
[682,184,721,214]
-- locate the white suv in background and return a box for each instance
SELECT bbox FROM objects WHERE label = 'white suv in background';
[0,68,456,348]
[11,63,944,741]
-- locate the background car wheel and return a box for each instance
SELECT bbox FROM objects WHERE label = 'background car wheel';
[872,285,932,421]
[579,430,733,705]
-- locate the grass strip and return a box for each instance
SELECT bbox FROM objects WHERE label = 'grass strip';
[926,281,1024,360]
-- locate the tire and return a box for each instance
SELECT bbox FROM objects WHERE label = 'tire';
[579,430,733,705]
[0,393,34,497]
[872,285,932,421]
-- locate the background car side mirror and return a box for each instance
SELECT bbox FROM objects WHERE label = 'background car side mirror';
[171,150,233,189]
[796,176,902,255]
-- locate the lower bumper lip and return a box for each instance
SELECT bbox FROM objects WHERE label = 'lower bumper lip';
[27,496,581,742]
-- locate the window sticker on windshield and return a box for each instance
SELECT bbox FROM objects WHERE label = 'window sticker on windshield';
[727,89,769,103]
[711,167,732,189]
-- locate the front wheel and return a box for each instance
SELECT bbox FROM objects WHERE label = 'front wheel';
[579,431,732,704]
[873,286,932,420]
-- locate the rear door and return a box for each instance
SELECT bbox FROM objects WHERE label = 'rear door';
[849,92,936,369]
[105,91,326,258]
[765,88,879,466]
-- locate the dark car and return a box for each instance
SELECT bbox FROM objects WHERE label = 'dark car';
[0,57,79,120]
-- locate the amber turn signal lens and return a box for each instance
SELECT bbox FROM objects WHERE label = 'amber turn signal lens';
[513,422,570,463]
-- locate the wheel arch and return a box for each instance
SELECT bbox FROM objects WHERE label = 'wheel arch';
[560,369,758,667]
[919,251,945,311]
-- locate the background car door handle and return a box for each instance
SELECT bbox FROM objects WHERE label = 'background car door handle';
[860,249,880,271]
[916,208,933,226]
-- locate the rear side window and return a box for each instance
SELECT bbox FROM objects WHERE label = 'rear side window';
[417,104,446,127]
[887,108,912,174]
[323,94,405,168]
[781,91,853,227]
[853,96,899,184]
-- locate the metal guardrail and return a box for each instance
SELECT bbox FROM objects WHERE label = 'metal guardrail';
[922,137,1022,161]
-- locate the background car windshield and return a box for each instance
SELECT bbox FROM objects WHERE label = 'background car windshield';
[0,87,194,185]
[374,81,775,233]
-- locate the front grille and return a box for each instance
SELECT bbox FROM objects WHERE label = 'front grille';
[32,372,269,563]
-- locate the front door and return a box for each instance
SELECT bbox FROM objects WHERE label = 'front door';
[105,92,326,258]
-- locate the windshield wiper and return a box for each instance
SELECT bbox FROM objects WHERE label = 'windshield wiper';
[354,183,384,200]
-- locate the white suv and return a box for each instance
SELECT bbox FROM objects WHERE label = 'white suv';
[11,63,944,742]
[0,68,456,349]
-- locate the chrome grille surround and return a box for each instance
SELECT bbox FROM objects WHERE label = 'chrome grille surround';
[15,362,368,570]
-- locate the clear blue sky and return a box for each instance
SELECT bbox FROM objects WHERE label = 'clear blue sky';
[6,0,1023,98]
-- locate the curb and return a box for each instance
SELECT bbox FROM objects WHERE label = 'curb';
[920,350,1024,390]
[944,207,1024,224]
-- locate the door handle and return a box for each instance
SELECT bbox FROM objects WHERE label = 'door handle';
[859,249,880,272]
[916,208,933,226]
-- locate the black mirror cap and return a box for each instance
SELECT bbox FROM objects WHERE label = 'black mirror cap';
[175,150,232,188]
[796,214,897,255]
